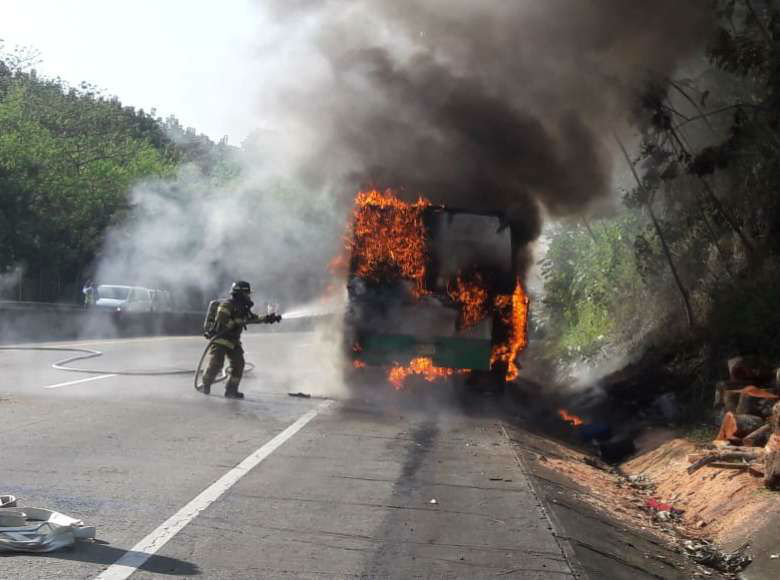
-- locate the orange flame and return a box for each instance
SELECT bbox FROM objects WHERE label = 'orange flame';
[352,359,367,369]
[348,189,430,296]
[490,279,529,381]
[387,357,463,390]
[557,408,584,427]
[448,272,490,330]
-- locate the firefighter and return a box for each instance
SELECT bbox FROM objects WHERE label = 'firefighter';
[198,280,280,398]
[82,280,95,308]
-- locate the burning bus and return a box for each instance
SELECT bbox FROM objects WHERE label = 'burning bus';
[343,190,528,390]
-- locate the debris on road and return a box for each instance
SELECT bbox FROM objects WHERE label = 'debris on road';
[654,510,679,523]
[645,498,674,511]
[645,498,684,522]
[0,498,95,553]
[288,392,311,398]
[681,539,752,573]
[626,474,653,490]
[0,495,17,508]
[429,498,438,505]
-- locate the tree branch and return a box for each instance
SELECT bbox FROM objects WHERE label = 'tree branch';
[667,79,716,134]
[614,133,695,329]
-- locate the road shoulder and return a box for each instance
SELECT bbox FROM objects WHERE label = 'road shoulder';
[503,423,720,580]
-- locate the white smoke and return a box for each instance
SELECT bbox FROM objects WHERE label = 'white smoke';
[96,152,345,311]
[0,266,23,300]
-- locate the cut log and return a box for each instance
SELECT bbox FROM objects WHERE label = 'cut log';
[736,386,780,416]
[770,402,780,436]
[715,381,746,409]
[737,414,765,436]
[767,433,780,453]
[715,412,765,441]
[708,462,754,470]
[688,449,764,474]
[765,449,780,490]
[716,413,737,440]
[728,356,771,382]
[723,389,742,413]
[714,382,773,409]
[743,424,771,447]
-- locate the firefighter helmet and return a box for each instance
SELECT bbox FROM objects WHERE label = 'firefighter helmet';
[230,280,251,295]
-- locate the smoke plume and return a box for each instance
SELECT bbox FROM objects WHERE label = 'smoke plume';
[97,1,715,302]
[255,0,714,271]
[96,158,344,309]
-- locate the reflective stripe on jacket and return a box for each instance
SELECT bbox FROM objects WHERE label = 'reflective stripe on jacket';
[212,299,248,349]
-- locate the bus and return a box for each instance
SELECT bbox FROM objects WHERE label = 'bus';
[343,191,527,390]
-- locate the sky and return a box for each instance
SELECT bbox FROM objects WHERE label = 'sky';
[2,0,263,144]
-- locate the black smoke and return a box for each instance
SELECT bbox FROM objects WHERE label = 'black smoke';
[257,0,715,273]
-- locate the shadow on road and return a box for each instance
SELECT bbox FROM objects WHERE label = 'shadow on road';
[2,541,200,576]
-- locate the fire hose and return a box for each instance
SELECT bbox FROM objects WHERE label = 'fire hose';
[193,313,282,390]
[192,332,246,390]
[0,314,282,386]
[0,343,247,384]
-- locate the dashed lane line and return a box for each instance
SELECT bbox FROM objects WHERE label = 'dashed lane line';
[94,399,334,580]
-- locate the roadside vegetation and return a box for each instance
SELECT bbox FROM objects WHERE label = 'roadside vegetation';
[536,0,779,405]
[0,45,236,302]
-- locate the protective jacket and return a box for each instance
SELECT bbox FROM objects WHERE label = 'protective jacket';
[212,296,260,349]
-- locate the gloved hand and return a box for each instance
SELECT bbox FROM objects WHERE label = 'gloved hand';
[261,313,282,324]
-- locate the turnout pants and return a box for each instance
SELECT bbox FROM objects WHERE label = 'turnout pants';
[202,342,245,392]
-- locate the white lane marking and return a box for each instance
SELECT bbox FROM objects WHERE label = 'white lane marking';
[94,400,333,580]
[43,374,117,389]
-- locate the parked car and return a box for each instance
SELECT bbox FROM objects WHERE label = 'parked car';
[94,285,154,313]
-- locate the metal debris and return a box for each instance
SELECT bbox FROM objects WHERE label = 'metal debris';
[681,539,752,573]
[626,474,654,490]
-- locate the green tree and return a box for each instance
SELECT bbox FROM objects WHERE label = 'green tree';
[0,58,177,299]
[539,0,780,374]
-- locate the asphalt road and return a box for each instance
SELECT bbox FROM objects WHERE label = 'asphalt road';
[0,330,574,580]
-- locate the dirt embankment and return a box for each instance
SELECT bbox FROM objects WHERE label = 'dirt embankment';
[624,436,777,545]
[524,426,779,579]
[623,434,779,580]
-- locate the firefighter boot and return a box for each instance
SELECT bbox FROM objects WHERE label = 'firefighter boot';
[196,381,211,395]
[224,381,244,399]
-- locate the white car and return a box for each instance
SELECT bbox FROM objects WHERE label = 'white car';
[94,285,154,313]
